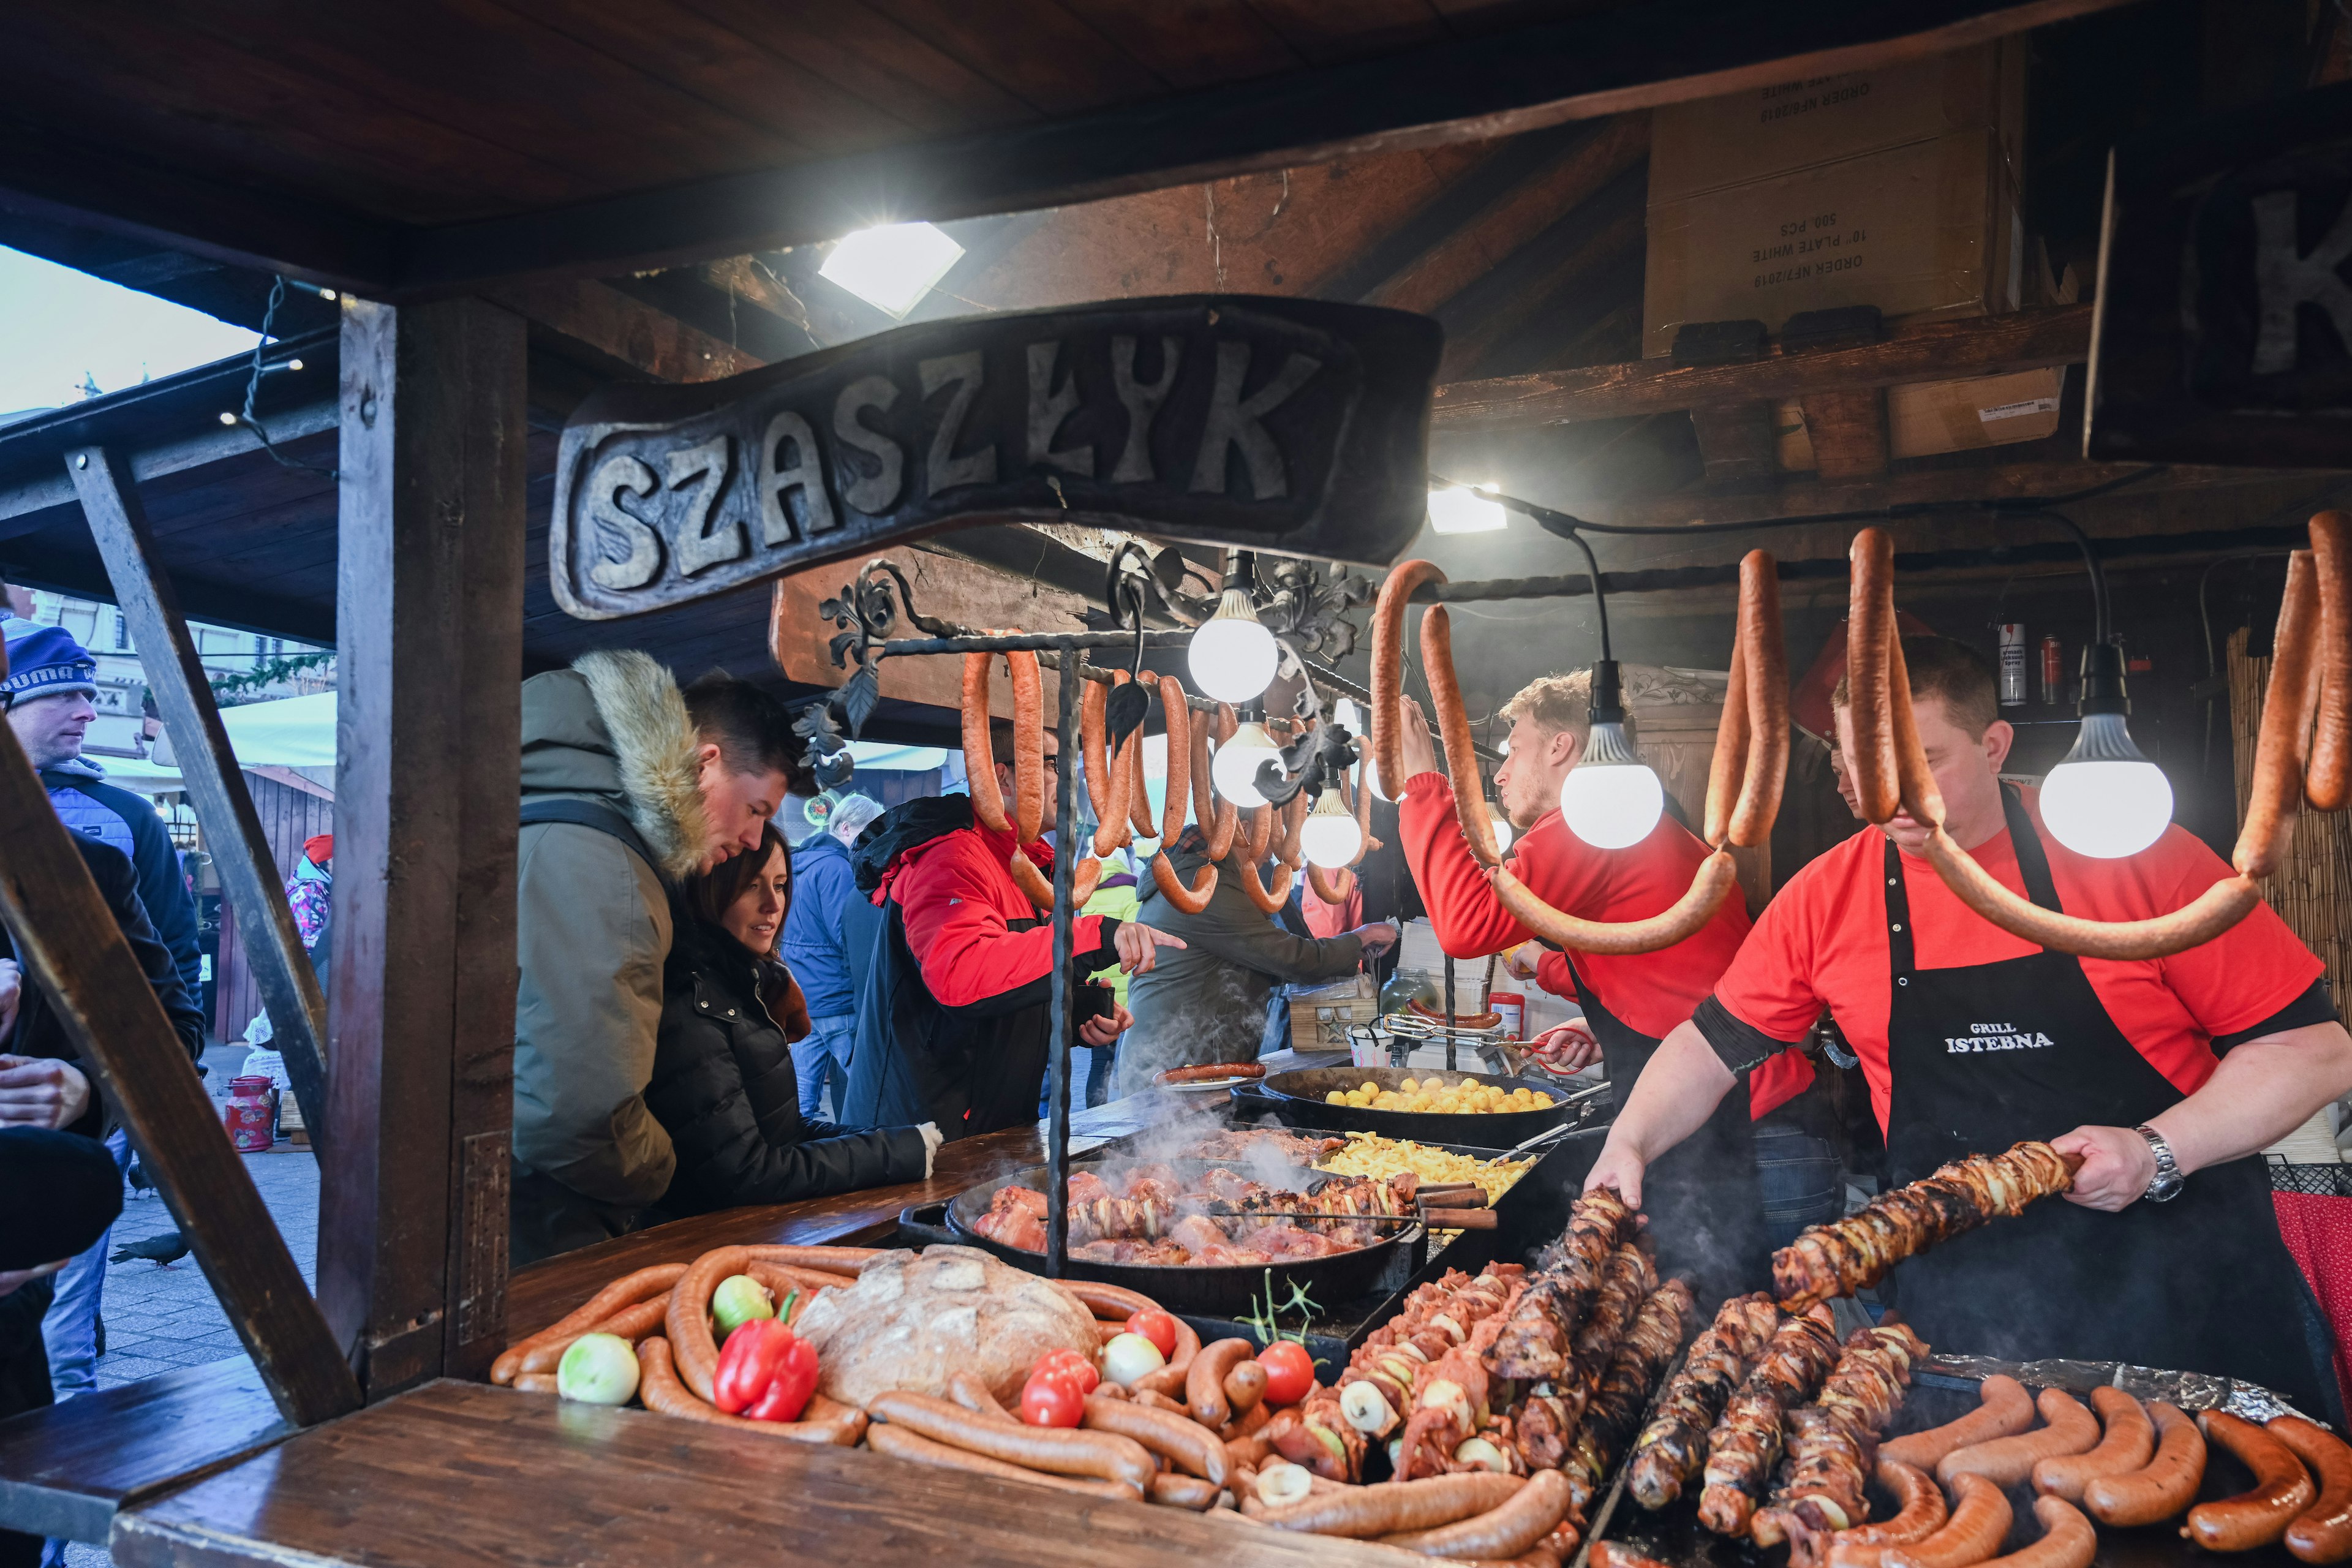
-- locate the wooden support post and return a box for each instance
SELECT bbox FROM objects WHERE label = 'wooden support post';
[317,297,526,1398]
[67,443,331,1151]
[0,723,358,1426]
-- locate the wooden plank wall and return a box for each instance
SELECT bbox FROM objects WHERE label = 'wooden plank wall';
[213,771,333,1044]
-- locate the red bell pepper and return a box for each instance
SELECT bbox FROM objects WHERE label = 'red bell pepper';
[711,1317,821,1422]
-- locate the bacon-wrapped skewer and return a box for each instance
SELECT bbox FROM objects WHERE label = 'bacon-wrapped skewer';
[1697,1305,1842,1537]
[1560,1279,1695,1507]
[1752,1322,1929,1563]
[1486,1190,1634,1382]
[1337,1265,1526,1442]
[1397,1344,1498,1479]
[1773,1142,2078,1310]
[1627,1293,1782,1510]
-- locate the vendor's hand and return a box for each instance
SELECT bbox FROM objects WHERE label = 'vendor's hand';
[2052,1125,2156,1212]
[0,1055,89,1131]
[0,1259,66,1300]
[1398,696,1438,782]
[1351,921,1399,957]
[1079,1005,1132,1048]
[1582,1135,1647,1210]
[1113,922,1185,976]
[1501,943,1544,982]
[1530,1019,1600,1072]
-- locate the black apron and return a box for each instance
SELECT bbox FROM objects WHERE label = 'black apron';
[1564,952,1772,1305]
[1883,786,2324,1409]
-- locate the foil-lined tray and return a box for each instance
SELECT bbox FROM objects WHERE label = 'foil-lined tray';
[1918,1352,2318,1425]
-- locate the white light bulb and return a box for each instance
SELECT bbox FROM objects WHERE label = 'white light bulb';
[2041,711,2173,858]
[1557,722,1663,850]
[1332,697,1362,735]
[1362,758,1392,802]
[818,222,965,318]
[1488,805,1514,856]
[1212,721,1284,807]
[1428,483,1507,535]
[1300,790,1364,868]
[1188,589,1278,703]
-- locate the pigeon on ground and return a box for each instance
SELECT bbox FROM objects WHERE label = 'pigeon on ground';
[126,1158,156,1196]
[111,1230,188,1267]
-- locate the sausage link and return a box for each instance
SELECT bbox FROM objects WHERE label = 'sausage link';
[1135,1389,1193,1415]
[1883,621,1947,829]
[1224,1360,1269,1417]
[1240,861,1294,914]
[1156,676,1195,849]
[1247,803,1275,862]
[1732,549,1790,848]
[1085,1393,1230,1485]
[1278,788,1310,871]
[1054,1280,1166,1321]
[1382,1471,1571,1559]
[2242,551,2323,878]
[1081,669,1115,824]
[1705,633,1751,850]
[1190,1338,1256,1428]
[2274,1415,2352,1564]
[1150,851,1217,914]
[512,1371,559,1394]
[1008,850,1055,908]
[1150,1472,1222,1509]
[866,1421,1143,1502]
[1127,690,1157,839]
[1229,1431,1276,1469]
[635,1336,865,1446]
[1974,1496,2095,1568]
[516,1292,675,1374]
[869,1389,1158,1491]
[2085,1401,2206,1528]
[1347,765,1376,866]
[2186,1409,2316,1552]
[2308,512,2352,813]
[1883,1376,2038,1471]
[1132,1316,1201,1398]
[1202,705,1240,860]
[1007,649,1046,844]
[663,1246,753,1404]
[1373,560,1449,797]
[1940,1388,2101,1490]
[1924,827,2262,960]
[747,1263,856,1302]
[1306,864,1354,904]
[1827,1460,1949,1567]
[491,1263,688,1384]
[1422,606,1502,868]
[963,653,1012,833]
[743,1244,892,1273]
[1257,1474,1525,1539]
[1095,677,1135,857]
[949,1371,1019,1423]
[2034,1388,2154,1501]
[1490,851,1736,957]
[1885,1473,2014,1568]
[1070,856,1102,905]
[1845,530,1902,824]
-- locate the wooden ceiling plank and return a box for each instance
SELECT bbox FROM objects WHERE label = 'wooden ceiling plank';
[667,0,1038,134]
[483,279,768,384]
[1050,0,1306,89]
[1433,304,2096,431]
[391,0,2136,291]
[1240,0,1451,64]
[1433,176,1646,379]
[853,0,1173,114]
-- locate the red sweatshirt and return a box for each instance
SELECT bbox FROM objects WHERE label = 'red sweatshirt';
[1396,771,1812,1118]
[878,820,1113,1006]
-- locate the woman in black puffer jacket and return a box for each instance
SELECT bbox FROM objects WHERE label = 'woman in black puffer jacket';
[647,823,936,1216]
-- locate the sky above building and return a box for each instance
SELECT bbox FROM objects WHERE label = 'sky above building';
[0,246,259,419]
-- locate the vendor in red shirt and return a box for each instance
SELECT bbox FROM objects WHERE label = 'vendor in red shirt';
[1586,637,2352,1408]
[1395,672,1813,1297]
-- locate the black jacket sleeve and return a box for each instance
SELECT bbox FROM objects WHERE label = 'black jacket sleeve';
[59,780,203,1003]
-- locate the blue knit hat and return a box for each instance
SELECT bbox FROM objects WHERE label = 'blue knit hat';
[2,625,99,702]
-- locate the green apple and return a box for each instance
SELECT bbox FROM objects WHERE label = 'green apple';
[556,1333,640,1406]
[711,1275,774,1344]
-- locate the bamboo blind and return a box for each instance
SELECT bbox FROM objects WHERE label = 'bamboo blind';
[2229,625,2352,1009]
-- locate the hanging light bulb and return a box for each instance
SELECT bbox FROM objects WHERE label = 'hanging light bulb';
[1300,787,1364,867]
[1487,801,1515,856]
[1428,483,1507,535]
[1557,662,1664,849]
[1212,718,1284,807]
[1188,588,1278,703]
[2041,642,2173,858]
[1332,696,1362,735]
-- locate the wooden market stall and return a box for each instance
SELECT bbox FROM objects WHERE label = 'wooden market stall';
[4,2,2352,1566]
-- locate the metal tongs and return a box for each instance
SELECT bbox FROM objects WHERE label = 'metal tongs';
[1482,1082,1612,1164]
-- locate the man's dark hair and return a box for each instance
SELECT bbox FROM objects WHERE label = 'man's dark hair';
[1831,634,2000,739]
[682,669,808,790]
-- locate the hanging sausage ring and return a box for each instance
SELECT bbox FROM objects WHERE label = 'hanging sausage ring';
[1841,517,2350,960]
[1370,551,1790,955]
[962,646,1100,910]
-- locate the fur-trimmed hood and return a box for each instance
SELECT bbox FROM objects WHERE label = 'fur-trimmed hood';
[519,650,707,880]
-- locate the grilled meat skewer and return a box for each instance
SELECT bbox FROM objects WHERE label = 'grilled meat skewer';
[1697,1304,1842,1537]
[1627,1294,1782,1510]
[1560,1279,1696,1507]
[1752,1322,1931,1559]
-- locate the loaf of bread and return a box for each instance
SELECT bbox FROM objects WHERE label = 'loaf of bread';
[793,1244,1099,1408]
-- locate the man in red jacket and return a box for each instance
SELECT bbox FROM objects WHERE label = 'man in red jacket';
[840,723,1183,1138]
[1395,673,1807,1294]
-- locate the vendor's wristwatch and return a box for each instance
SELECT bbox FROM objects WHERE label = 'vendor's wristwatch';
[2134,1125,2185,1202]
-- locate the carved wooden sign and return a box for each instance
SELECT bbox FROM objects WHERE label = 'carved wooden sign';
[2087,80,2352,467]
[551,295,1441,620]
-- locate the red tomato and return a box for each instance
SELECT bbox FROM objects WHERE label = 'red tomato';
[1257,1340,1314,1406]
[1030,1348,1100,1396]
[1126,1310,1180,1359]
[1019,1372,1086,1427]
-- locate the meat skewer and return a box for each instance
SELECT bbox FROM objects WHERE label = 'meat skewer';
[1773,1142,2079,1311]
[1559,1279,1696,1507]
[1627,1293,1782,1510]
[1697,1305,1842,1537]
[1485,1189,1633,1385]
[1338,1265,1529,1446]
[1753,1322,1931,1563]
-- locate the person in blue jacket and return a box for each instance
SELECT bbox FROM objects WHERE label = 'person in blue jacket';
[781,793,883,1120]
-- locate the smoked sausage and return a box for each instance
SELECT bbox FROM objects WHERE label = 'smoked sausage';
[636,1336,865,1446]
[1973,1497,2096,1568]
[1372,560,1447,798]
[1150,675,1217,913]
[1307,864,1354,904]
[1885,1474,2014,1568]
[2084,1401,2206,1528]
[1382,1471,1570,1560]
[1490,850,1738,957]
[1085,1393,1230,1485]
[1421,605,1502,868]
[1940,1387,2100,1490]
[962,653,1012,833]
[1007,649,1045,843]
[2185,1409,2316,1552]
[1845,530,1902,824]
[663,1245,755,1403]
[1053,1279,1166,1321]
[516,1292,674,1374]
[1190,1338,1256,1429]
[1882,1375,2036,1471]
[1200,704,1240,860]
[1131,1316,1201,1399]
[1827,1461,1949,1568]
[2307,512,2351,813]
[491,1263,687,1385]
[866,1422,1144,1502]
[2274,1414,2352,1564]
[1256,1473,1525,1539]
[2244,551,2324,879]
[870,1389,1157,1491]
[1224,1360,1269,1417]
[2033,1388,2154,1501]
[1149,1473,1222,1510]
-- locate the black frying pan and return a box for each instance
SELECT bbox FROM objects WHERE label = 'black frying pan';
[1231,1064,1604,1145]
[933,1157,1423,1315]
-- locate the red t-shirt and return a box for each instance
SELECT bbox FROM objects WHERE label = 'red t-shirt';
[1396,771,1814,1118]
[1705,788,2326,1135]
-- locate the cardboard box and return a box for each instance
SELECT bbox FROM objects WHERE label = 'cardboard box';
[1643,128,2022,358]
[1773,364,2067,469]
[1649,40,2026,205]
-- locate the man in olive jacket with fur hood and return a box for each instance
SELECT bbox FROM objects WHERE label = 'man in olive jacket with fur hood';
[511,650,804,1264]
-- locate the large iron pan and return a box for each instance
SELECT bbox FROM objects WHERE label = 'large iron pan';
[901,1157,1423,1316]
[1231,1064,1606,1146]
